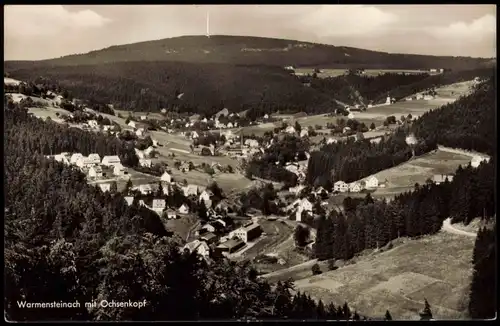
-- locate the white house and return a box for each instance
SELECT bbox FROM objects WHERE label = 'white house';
[285,126,296,134]
[471,156,490,168]
[343,127,351,134]
[263,114,269,119]
[139,159,152,167]
[191,131,199,139]
[295,198,313,222]
[432,174,454,185]
[227,122,234,128]
[349,182,363,193]
[178,203,190,214]
[285,164,299,175]
[144,146,155,158]
[87,153,101,164]
[76,157,94,169]
[300,129,309,138]
[138,184,153,195]
[140,115,147,121]
[347,113,355,120]
[113,164,128,177]
[160,172,173,183]
[70,153,84,165]
[165,208,178,219]
[326,138,338,144]
[334,181,349,192]
[128,121,136,129]
[365,176,379,189]
[101,155,121,167]
[199,190,213,208]
[88,166,103,179]
[124,196,134,206]
[136,128,145,137]
[53,153,71,165]
[98,183,111,192]
[385,96,391,105]
[152,199,166,211]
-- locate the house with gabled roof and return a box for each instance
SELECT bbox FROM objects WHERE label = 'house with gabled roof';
[178,203,190,214]
[102,155,121,167]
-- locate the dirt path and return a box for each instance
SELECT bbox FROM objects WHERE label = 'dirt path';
[442,218,477,237]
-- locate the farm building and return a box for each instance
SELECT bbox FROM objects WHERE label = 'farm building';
[135,148,145,159]
[200,232,219,245]
[300,129,309,138]
[165,208,178,219]
[334,181,349,192]
[244,139,259,148]
[152,199,166,211]
[229,223,263,243]
[183,185,200,197]
[285,126,296,134]
[326,138,338,144]
[102,155,121,167]
[199,190,214,208]
[76,157,95,169]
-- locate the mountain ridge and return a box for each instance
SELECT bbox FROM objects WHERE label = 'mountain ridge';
[4,35,494,70]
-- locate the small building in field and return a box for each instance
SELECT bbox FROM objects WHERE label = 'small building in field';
[183,184,200,197]
[98,183,111,193]
[471,156,490,168]
[432,174,454,185]
[138,184,153,195]
[285,126,296,134]
[228,223,263,243]
[102,155,121,167]
[364,176,379,189]
[113,164,128,176]
[165,208,178,219]
[334,181,348,192]
[348,182,363,193]
[128,121,136,129]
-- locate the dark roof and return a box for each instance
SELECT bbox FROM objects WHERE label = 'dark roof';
[218,238,244,250]
[201,232,217,241]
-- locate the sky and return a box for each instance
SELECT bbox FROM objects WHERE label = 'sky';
[4,4,497,60]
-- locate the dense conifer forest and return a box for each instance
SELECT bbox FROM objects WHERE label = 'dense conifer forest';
[6,61,341,116]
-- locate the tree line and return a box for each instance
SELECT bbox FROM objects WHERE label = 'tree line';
[314,159,495,262]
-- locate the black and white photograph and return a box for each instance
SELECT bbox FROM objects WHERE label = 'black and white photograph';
[4,4,497,322]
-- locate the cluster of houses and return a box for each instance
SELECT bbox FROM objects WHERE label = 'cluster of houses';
[183,218,263,260]
[47,152,128,179]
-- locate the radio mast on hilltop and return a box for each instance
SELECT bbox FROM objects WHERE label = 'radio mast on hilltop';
[206,10,210,38]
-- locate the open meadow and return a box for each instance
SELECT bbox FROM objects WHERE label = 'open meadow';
[290,231,475,320]
[366,149,472,197]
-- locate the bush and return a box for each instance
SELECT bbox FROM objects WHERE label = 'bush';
[311,263,322,275]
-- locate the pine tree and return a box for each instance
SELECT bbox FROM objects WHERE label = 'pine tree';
[384,310,393,320]
[316,300,326,319]
[123,178,133,194]
[419,299,433,320]
[110,181,118,194]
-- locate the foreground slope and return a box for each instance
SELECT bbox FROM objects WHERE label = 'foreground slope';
[4,35,494,70]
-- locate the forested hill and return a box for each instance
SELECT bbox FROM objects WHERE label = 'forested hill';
[4,35,493,70]
[6,61,341,115]
[307,75,496,186]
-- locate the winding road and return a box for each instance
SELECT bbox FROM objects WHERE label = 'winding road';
[441,218,477,237]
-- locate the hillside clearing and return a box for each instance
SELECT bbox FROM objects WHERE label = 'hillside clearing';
[292,231,475,320]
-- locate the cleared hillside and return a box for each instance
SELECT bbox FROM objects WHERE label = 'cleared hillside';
[6,61,341,115]
[4,35,494,70]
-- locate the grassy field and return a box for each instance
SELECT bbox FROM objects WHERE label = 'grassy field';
[291,231,475,320]
[164,214,198,241]
[294,69,430,78]
[368,149,472,197]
